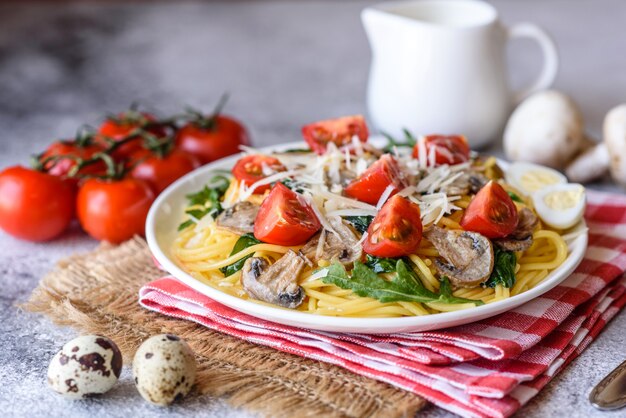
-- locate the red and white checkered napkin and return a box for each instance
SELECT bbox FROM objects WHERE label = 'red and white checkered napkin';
[139,190,626,418]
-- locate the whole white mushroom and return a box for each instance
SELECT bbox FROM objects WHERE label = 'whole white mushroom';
[566,104,626,185]
[504,90,585,169]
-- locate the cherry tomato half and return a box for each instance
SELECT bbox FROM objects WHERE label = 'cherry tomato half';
[363,195,423,258]
[254,183,321,245]
[97,111,167,157]
[130,149,201,194]
[460,180,519,239]
[0,166,74,241]
[412,135,470,166]
[176,115,250,164]
[77,178,155,243]
[232,155,286,194]
[344,155,406,205]
[301,115,369,155]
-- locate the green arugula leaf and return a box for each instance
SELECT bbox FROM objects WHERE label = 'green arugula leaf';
[507,191,523,203]
[364,254,398,273]
[344,216,374,234]
[382,129,417,152]
[321,260,483,306]
[219,233,262,277]
[484,247,517,288]
[178,175,231,231]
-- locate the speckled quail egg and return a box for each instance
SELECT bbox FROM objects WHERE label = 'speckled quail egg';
[133,334,196,406]
[47,335,122,399]
[532,183,586,230]
[505,161,567,196]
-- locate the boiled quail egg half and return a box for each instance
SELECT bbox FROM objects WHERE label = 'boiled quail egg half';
[532,183,586,230]
[505,162,567,196]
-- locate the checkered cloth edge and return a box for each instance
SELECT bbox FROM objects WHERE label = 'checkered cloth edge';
[139,190,626,418]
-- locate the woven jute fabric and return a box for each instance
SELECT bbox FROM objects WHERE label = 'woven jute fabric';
[24,237,426,418]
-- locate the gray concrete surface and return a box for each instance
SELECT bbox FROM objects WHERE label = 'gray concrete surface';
[0,1,624,417]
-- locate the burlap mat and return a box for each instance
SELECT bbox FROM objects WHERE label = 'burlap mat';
[24,237,426,417]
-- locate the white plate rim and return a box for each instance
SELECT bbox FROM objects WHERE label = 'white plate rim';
[145,137,588,334]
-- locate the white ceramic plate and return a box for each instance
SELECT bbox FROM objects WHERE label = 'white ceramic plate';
[146,138,588,334]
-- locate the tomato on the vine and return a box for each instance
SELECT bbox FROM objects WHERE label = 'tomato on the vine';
[41,140,105,182]
[0,166,75,242]
[130,149,201,194]
[77,178,155,243]
[460,181,519,239]
[97,111,167,157]
[176,114,250,164]
[232,155,286,194]
[363,195,423,258]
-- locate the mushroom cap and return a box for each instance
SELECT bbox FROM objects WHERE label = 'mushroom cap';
[504,90,585,169]
[604,104,626,185]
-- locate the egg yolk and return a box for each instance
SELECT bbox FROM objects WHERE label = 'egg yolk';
[543,188,584,210]
[520,170,562,192]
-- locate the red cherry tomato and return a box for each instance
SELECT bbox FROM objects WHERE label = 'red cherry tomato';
[41,140,105,183]
[254,183,321,245]
[363,195,423,258]
[176,115,250,164]
[130,149,201,194]
[97,111,167,157]
[344,155,406,205]
[77,178,155,243]
[460,181,519,239]
[412,135,470,166]
[0,166,74,241]
[301,115,369,155]
[232,155,286,194]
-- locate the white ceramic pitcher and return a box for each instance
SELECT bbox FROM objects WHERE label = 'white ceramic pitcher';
[362,0,558,148]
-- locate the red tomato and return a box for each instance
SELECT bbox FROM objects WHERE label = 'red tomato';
[412,135,470,166]
[130,149,201,194]
[344,155,406,205]
[363,195,423,258]
[97,111,167,157]
[176,115,250,164]
[232,155,286,194]
[460,181,519,239]
[301,115,369,155]
[41,140,105,181]
[77,178,155,243]
[0,166,74,241]
[254,183,321,245]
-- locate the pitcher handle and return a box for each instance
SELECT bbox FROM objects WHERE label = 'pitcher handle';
[507,22,559,103]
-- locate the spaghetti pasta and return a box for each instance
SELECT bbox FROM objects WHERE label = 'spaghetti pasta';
[171,136,573,318]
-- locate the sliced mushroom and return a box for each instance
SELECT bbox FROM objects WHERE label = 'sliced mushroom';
[241,250,306,308]
[494,207,539,252]
[424,226,494,288]
[216,201,259,234]
[300,216,362,265]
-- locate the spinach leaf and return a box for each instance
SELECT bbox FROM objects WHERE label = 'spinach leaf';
[281,178,304,193]
[507,191,523,203]
[365,254,400,274]
[282,148,312,154]
[344,216,374,234]
[484,247,517,288]
[321,260,483,306]
[219,233,262,277]
[178,175,231,231]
